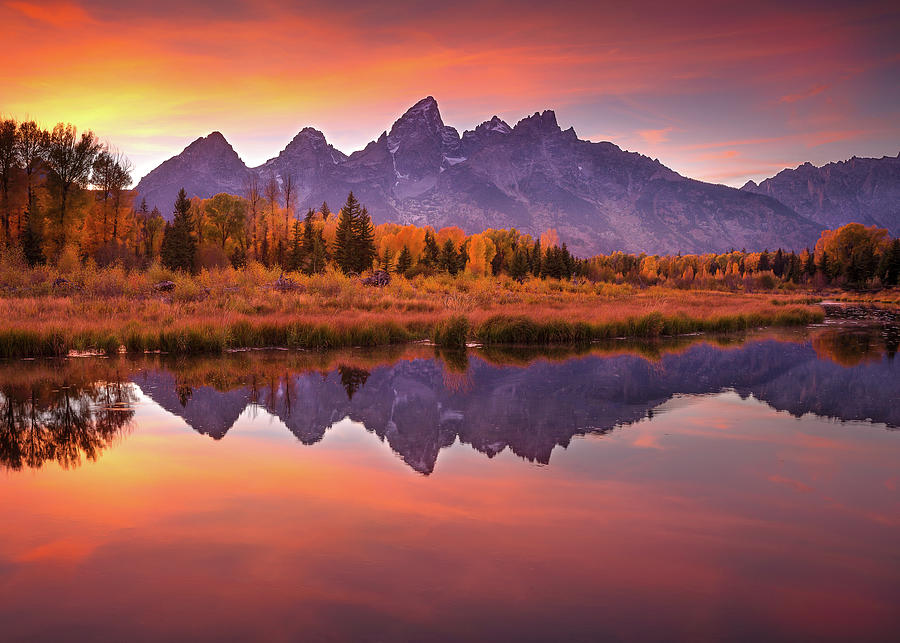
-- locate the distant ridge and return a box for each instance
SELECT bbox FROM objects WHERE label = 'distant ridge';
[135,96,824,255]
[742,153,900,234]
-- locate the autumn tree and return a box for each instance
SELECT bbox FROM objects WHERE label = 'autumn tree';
[244,174,262,259]
[282,173,294,240]
[46,123,101,238]
[91,149,114,241]
[109,152,132,241]
[0,118,16,244]
[205,193,247,250]
[15,121,47,222]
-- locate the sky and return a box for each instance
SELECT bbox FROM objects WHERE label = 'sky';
[2,0,898,187]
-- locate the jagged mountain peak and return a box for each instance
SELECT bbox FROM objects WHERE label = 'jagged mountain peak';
[289,126,327,145]
[406,95,439,115]
[185,130,238,154]
[514,110,560,133]
[389,96,447,142]
[476,116,512,134]
[281,126,344,158]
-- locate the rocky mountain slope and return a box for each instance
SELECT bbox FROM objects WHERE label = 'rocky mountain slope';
[135,97,824,255]
[742,154,900,234]
[134,131,251,214]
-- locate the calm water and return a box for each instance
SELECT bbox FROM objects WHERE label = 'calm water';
[1,326,899,642]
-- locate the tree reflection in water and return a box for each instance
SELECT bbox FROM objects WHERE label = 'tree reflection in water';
[0,376,135,471]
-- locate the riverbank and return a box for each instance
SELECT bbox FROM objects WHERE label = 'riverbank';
[0,269,827,356]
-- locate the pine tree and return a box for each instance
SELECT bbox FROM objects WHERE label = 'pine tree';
[560,243,574,279]
[396,245,412,275]
[420,230,439,268]
[819,250,830,284]
[352,206,376,273]
[333,192,359,274]
[160,188,196,272]
[772,248,785,277]
[439,239,459,274]
[758,249,770,272]
[509,247,530,280]
[379,246,394,271]
[21,206,45,267]
[286,218,303,271]
[804,249,816,278]
[531,239,542,276]
[292,209,315,273]
[320,201,331,220]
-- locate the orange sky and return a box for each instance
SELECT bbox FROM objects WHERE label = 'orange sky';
[2,0,898,186]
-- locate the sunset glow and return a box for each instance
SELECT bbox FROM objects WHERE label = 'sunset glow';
[2,0,898,185]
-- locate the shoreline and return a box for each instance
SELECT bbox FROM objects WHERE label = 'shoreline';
[0,305,824,358]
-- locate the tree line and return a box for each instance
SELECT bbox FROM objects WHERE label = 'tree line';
[2,117,898,290]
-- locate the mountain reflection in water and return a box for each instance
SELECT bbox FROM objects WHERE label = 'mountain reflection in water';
[1,326,898,475]
[1,326,899,642]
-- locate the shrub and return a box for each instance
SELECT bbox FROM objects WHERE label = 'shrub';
[433,315,470,348]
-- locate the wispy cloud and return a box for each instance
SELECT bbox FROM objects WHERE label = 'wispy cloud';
[638,127,675,145]
[779,83,830,103]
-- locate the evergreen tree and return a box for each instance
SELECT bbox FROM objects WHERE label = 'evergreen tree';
[320,201,331,220]
[772,248,785,277]
[439,239,459,275]
[542,246,562,279]
[333,192,359,274]
[804,249,816,278]
[21,206,44,267]
[420,230,439,268]
[531,240,542,277]
[560,243,574,279]
[286,218,303,271]
[379,246,394,271]
[160,188,196,272]
[758,249,770,272]
[819,250,830,284]
[352,206,376,273]
[396,245,412,275]
[509,247,530,280]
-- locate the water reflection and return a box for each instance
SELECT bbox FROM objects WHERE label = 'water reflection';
[1,326,899,642]
[1,326,898,474]
[0,375,134,471]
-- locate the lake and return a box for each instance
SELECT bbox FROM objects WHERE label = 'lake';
[1,324,899,642]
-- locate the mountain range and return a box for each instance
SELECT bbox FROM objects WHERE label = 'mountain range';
[134,97,900,255]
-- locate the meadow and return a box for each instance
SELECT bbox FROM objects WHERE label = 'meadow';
[0,256,831,358]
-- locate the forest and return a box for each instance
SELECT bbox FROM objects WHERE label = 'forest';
[2,117,900,291]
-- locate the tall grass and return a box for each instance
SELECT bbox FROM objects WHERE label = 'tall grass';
[0,260,829,357]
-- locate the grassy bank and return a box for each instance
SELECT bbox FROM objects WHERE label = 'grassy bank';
[0,262,827,357]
